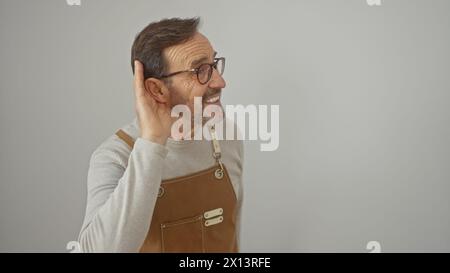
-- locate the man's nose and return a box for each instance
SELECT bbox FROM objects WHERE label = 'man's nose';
[208,68,226,89]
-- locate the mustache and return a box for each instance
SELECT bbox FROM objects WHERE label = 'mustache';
[204,89,221,97]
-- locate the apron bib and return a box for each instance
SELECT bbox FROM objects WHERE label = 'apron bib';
[115,125,238,253]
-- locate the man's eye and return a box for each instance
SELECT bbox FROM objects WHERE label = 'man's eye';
[198,65,209,74]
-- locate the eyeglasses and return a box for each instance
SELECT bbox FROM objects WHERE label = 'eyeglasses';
[160,57,225,85]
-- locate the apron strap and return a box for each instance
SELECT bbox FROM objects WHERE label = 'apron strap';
[209,125,224,172]
[115,127,223,173]
[115,129,135,149]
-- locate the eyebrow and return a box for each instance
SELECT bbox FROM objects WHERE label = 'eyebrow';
[190,51,217,68]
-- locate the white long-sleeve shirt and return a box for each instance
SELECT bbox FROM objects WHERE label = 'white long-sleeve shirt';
[78,117,244,252]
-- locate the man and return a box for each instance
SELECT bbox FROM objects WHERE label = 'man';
[78,17,244,252]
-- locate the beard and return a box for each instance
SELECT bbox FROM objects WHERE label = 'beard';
[170,88,224,125]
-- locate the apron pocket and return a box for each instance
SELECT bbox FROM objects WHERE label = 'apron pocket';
[161,214,204,253]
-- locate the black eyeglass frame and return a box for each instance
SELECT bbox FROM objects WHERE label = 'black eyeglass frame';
[160,57,225,85]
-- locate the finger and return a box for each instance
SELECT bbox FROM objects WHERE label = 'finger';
[133,60,146,97]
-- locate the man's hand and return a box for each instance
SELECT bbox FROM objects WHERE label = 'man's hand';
[133,60,172,145]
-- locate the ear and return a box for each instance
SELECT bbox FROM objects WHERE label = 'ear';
[144,78,170,104]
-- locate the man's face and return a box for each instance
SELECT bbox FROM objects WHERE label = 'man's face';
[162,32,226,118]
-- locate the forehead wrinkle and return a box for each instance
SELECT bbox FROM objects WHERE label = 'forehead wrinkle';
[182,44,212,67]
[164,46,189,72]
[164,34,214,71]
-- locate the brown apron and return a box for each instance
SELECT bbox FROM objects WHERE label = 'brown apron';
[115,126,238,253]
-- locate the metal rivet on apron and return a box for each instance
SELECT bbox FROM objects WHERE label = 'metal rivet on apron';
[215,168,224,179]
[205,216,224,227]
[158,186,165,198]
[204,208,223,220]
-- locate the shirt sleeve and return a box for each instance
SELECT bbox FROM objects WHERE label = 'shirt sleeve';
[78,137,168,252]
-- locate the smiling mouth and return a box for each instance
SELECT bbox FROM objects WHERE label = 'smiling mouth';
[203,92,221,104]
